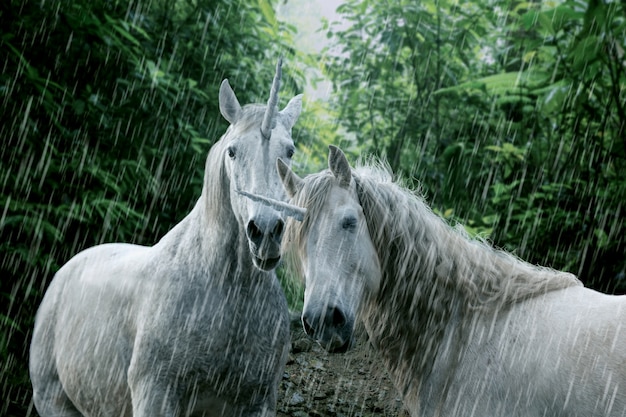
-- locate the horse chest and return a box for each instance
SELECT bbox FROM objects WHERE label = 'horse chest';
[132,277,290,401]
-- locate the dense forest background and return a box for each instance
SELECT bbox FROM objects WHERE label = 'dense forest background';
[1,0,624,414]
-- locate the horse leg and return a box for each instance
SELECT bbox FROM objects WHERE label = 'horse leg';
[30,302,83,416]
[31,378,84,417]
[128,373,179,417]
[30,348,83,417]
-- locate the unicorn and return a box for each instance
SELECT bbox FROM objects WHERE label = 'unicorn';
[252,145,626,417]
[29,60,302,417]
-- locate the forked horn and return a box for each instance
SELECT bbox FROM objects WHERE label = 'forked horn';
[261,58,282,140]
[237,190,306,221]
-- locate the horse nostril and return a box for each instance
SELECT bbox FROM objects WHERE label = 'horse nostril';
[272,219,284,239]
[330,306,346,328]
[302,313,315,337]
[246,220,263,243]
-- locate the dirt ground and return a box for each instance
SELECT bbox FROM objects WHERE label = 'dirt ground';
[277,315,408,417]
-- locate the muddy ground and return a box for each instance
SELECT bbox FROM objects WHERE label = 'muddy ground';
[277,315,408,417]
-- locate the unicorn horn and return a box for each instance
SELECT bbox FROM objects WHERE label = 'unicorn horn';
[236,189,306,221]
[261,58,282,139]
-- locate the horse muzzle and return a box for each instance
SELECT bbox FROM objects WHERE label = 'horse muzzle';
[302,305,355,353]
[251,253,281,271]
[246,216,283,271]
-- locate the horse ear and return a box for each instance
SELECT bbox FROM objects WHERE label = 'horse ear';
[277,158,303,198]
[328,145,352,187]
[219,79,241,125]
[279,94,303,130]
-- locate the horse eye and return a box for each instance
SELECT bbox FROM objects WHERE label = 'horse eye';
[286,147,295,159]
[227,147,236,160]
[342,216,357,230]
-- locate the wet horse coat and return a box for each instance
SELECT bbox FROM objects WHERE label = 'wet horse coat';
[29,62,302,417]
[270,146,626,417]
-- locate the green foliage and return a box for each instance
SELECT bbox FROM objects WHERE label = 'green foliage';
[291,98,354,173]
[322,0,625,295]
[321,0,504,214]
[0,0,303,413]
[277,266,304,313]
[483,0,626,291]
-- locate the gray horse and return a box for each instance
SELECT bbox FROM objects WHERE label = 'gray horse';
[248,146,626,417]
[278,146,626,417]
[29,60,302,417]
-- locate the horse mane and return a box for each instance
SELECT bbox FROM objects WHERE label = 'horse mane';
[284,160,581,394]
[227,104,269,135]
[282,169,336,279]
[353,163,581,310]
[352,162,581,394]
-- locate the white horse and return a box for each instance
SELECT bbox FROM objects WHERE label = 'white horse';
[29,60,303,417]
[253,145,626,417]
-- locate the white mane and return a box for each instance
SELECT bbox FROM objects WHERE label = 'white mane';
[352,162,581,393]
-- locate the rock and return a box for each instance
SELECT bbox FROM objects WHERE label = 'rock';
[292,337,313,353]
[289,392,305,406]
[313,391,327,400]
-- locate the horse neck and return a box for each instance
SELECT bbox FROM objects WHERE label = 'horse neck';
[156,141,262,282]
[356,182,458,396]
[357,176,579,398]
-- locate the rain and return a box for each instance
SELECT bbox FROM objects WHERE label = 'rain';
[1,0,625,416]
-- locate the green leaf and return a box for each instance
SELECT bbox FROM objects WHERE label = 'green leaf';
[550,4,584,32]
[435,70,548,97]
[258,0,278,29]
[105,15,142,47]
[594,228,609,249]
[571,35,601,69]
[522,5,583,33]
[539,82,571,114]
[73,99,86,115]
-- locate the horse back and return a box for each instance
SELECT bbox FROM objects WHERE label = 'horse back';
[444,286,626,417]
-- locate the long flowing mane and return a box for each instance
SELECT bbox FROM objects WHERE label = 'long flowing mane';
[353,163,581,308]
[285,161,581,395]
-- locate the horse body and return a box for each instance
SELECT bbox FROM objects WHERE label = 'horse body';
[269,145,626,417]
[30,62,302,417]
[388,285,626,417]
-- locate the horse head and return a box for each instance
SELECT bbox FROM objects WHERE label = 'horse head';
[218,59,302,271]
[243,146,382,351]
